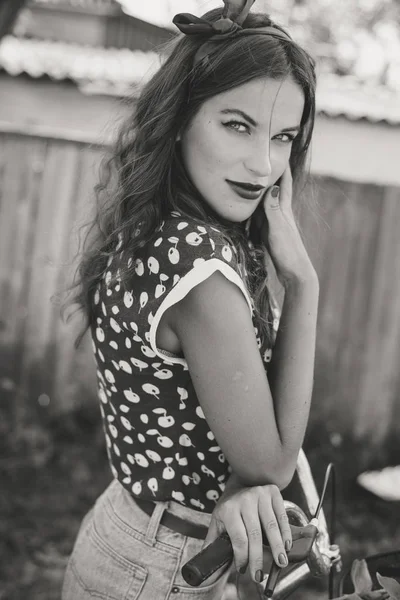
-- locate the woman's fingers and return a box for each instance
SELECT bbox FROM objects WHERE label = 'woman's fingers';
[201,485,292,585]
[202,513,250,575]
[224,518,249,574]
[258,488,290,568]
[201,517,220,551]
[199,516,239,588]
[261,511,288,569]
[279,165,293,212]
[262,168,316,284]
[236,486,292,582]
[240,502,265,582]
[271,488,292,552]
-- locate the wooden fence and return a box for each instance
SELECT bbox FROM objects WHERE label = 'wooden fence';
[300,178,400,448]
[0,127,399,451]
[0,129,102,423]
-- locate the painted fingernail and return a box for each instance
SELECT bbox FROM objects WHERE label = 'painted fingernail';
[279,553,288,567]
[285,540,292,551]
[255,569,264,582]
[271,186,280,198]
[239,566,247,574]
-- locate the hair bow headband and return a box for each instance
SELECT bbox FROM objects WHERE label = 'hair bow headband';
[173,0,293,66]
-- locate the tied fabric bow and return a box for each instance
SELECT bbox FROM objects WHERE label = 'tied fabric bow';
[173,0,293,66]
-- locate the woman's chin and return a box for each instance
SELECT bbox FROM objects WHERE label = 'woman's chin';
[203,202,256,224]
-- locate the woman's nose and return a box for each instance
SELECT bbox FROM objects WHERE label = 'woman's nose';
[245,141,272,178]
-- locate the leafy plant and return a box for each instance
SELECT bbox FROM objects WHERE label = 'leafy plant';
[376,574,400,600]
[336,558,400,599]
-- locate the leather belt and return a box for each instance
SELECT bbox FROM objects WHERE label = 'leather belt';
[133,496,209,540]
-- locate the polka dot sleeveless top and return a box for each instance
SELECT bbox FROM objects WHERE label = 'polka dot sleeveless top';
[90,211,280,514]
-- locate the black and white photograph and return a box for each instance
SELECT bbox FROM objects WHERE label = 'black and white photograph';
[1,1,399,599]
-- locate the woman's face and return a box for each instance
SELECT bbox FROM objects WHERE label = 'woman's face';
[179,76,305,222]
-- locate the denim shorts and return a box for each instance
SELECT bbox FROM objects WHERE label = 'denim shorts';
[61,478,233,600]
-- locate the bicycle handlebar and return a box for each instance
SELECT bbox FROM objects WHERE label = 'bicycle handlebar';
[182,531,233,587]
[182,522,320,587]
[181,451,339,598]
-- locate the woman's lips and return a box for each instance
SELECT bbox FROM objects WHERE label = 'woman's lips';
[226,180,264,200]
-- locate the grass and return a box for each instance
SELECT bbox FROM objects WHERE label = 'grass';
[1,390,399,600]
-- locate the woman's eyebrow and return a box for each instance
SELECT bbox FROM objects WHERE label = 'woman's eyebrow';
[220,109,300,132]
[220,108,257,127]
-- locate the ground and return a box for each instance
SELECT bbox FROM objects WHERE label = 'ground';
[2,395,400,600]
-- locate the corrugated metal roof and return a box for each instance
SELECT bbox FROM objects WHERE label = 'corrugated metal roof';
[29,0,121,17]
[315,73,400,126]
[0,35,161,93]
[32,0,117,7]
[0,35,399,124]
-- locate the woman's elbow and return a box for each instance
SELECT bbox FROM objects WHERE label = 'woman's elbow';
[233,447,300,490]
[263,466,296,491]
[274,468,295,491]
[276,453,299,490]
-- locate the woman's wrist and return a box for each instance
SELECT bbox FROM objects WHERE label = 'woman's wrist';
[223,470,248,493]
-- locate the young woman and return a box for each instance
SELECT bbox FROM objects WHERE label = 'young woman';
[62,1,319,598]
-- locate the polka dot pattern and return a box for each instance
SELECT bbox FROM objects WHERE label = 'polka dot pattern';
[90,212,280,513]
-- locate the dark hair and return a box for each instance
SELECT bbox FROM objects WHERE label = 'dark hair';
[65,6,317,347]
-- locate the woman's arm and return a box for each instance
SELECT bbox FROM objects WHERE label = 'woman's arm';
[267,275,319,458]
[222,275,319,492]
[166,269,318,490]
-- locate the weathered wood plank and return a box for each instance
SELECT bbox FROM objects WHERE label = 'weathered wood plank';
[6,139,47,348]
[339,183,383,430]
[355,185,400,442]
[52,146,102,410]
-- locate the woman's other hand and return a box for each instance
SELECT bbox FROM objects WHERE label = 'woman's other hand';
[254,166,317,288]
[202,482,291,584]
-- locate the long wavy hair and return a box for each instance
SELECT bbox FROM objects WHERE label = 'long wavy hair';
[66,6,317,348]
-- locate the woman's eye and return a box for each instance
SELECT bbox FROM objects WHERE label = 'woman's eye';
[276,133,297,144]
[223,120,250,134]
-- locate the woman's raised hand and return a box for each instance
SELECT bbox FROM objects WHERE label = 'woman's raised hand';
[258,166,317,288]
[202,482,292,584]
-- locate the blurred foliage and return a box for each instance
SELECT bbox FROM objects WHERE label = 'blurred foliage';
[0,0,28,40]
[255,0,400,42]
[253,0,400,87]
[0,383,111,600]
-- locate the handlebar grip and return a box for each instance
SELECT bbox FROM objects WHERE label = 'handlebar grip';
[181,523,319,587]
[181,532,234,586]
